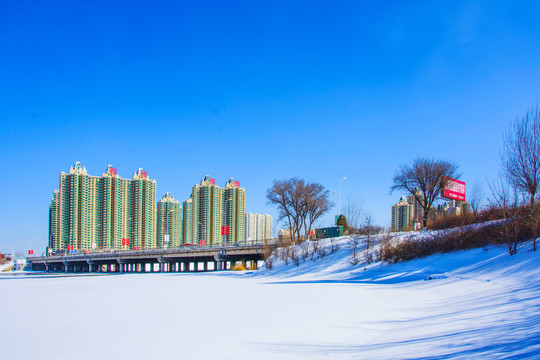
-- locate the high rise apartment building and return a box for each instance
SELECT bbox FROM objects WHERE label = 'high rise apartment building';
[190,175,245,246]
[223,178,246,245]
[245,213,272,241]
[156,192,182,248]
[391,193,423,232]
[182,198,193,244]
[48,163,157,253]
[391,193,471,232]
[49,165,247,252]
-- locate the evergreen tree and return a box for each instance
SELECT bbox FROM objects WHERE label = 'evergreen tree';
[336,214,348,234]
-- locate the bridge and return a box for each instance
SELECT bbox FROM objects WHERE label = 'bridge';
[28,243,279,273]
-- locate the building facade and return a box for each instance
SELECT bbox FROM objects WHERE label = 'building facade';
[391,193,423,232]
[223,178,246,245]
[156,192,182,248]
[182,198,193,244]
[391,192,472,232]
[189,175,246,246]
[48,163,157,253]
[245,213,272,241]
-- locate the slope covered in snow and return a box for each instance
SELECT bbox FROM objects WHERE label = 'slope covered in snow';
[0,234,539,359]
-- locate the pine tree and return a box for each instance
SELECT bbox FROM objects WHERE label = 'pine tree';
[337,214,348,234]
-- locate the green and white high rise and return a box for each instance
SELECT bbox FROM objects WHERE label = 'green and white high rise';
[189,175,245,247]
[48,163,157,253]
[157,192,182,248]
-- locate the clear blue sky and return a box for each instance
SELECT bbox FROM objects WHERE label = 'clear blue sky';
[1,0,540,254]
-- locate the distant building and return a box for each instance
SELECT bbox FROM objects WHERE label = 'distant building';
[182,198,193,244]
[189,176,246,246]
[432,200,472,218]
[49,163,157,252]
[278,229,291,241]
[157,192,182,248]
[391,192,423,232]
[245,213,273,241]
[391,191,473,232]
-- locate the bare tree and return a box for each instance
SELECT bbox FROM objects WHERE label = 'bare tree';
[262,245,274,269]
[303,182,333,238]
[358,213,382,250]
[344,196,363,233]
[267,178,332,244]
[299,240,310,262]
[311,239,320,261]
[350,235,361,264]
[390,158,460,230]
[501,104,540,212]
[469,182,484,213]
[487,175,526,255]
[501,105,540,251]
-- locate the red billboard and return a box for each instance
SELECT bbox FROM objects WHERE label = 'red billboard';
[442,177,466,201]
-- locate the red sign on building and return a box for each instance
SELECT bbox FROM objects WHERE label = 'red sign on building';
[28,250,33,255]
[441,177,466,201]
[209,178,215,185]
[122,238,130,246]
[199,240,206,247]
[221,226,230,235]
[234,181,240,187]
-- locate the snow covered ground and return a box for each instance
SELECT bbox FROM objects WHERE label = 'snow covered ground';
[1,235,539,359]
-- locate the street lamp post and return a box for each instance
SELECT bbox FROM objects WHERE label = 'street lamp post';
[338,177,347,218]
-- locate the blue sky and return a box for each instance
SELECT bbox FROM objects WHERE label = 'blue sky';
[1,1,540,254]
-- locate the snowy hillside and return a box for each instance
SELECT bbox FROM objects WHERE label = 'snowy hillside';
[1,233,539,359]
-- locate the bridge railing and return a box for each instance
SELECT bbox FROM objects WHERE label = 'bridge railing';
[43,238,283,258]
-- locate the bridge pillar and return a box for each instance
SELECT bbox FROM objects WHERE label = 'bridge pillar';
[213,261,218,271]
[64,264,69,273]
[182,262,188,272]
[117,260,125,273]
[45,264,50,272]
[203,262,208,272]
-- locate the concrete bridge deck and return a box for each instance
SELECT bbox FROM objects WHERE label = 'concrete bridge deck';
[28,243,279,273]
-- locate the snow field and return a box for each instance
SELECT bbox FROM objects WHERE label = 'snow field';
[1,233,539,359]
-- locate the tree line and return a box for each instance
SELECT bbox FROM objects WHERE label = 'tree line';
[266,104,540,256]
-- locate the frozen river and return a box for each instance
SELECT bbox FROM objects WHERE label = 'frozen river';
[1,241,539,359]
